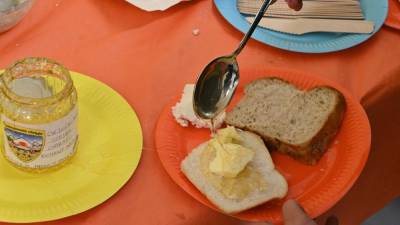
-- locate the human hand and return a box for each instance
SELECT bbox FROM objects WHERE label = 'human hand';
[271,0,303,11]
[285,0,303,11]
[281,200,316,225]
[241,200,338,225]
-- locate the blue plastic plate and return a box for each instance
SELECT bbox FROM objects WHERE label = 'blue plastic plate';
[214,0,388,53]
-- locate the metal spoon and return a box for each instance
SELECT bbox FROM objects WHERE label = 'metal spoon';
[193,0,273,122]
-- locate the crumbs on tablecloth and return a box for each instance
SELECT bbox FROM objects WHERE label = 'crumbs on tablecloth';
[192,28,200,36]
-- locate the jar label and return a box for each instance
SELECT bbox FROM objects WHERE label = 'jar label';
[2,106,78,169]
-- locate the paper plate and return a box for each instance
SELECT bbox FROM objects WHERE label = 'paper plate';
[0,72,143,223]
[155,68,371,223]
[213,0,388,53]
[385,0,400,29]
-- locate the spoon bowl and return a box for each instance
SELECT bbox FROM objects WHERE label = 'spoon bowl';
[193,0,272,121]
[193,55,239,119]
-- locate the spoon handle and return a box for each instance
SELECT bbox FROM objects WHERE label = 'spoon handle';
[232,0,272,57]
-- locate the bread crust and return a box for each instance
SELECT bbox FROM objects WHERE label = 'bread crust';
[226,78,346,165]
[274,86,346,165]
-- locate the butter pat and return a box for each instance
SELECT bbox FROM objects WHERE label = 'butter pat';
[172,84,225,129]
[209,127,254,178]
[216,126,242,144]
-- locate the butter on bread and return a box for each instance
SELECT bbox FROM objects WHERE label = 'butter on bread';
[208,126,254,178]
[181,128,288,214]
[225,77,345,165]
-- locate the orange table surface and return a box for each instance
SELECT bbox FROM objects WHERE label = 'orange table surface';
[0,1,400,225]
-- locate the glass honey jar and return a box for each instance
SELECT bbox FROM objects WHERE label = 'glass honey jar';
[0,57,78,172]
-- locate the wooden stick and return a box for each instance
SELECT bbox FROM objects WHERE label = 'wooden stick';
[238,0,364,20]
[246,17,374,34]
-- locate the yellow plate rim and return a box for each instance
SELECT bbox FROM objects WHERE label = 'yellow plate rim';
[0,71,143,223]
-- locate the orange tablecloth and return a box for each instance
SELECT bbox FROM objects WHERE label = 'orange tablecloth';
[0,1,400,225]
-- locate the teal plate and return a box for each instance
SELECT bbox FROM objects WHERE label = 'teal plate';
[214,0,388,53]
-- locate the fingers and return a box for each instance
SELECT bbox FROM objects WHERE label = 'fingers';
[282,200,317,225]
[241,200,333,225]
[325,216,339,225]
[285,0,303,11]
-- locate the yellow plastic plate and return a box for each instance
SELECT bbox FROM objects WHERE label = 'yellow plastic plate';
[0,71,143,223]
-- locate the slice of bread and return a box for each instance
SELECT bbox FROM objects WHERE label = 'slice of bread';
[181,129,288,214]
[225,77,346,165]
